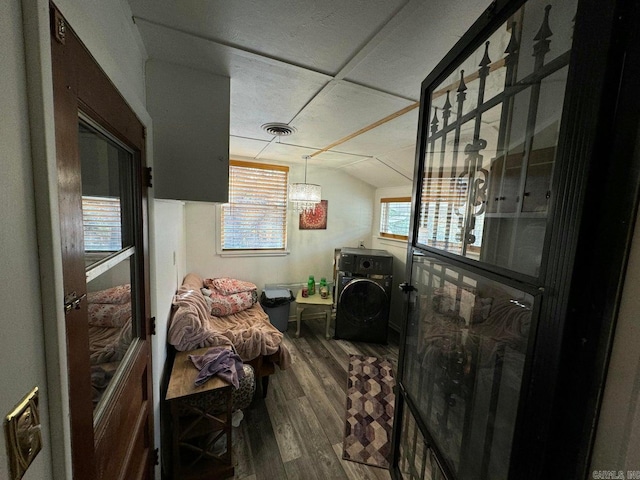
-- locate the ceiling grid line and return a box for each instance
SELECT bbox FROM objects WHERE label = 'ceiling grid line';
[276,0,424,158]
[130,0,494,187]
[133,14,421,166]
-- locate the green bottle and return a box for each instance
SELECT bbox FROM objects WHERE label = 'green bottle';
[308,275,315,296]
[319,277,328,299]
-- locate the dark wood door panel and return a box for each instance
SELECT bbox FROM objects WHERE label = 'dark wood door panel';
[51,6,96,478]
[50,4,153,479]
[94,343,151,480]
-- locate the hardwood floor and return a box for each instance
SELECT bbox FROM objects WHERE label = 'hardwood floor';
[232,317,399,480]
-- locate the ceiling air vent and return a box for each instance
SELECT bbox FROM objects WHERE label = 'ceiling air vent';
[261,122,297,137]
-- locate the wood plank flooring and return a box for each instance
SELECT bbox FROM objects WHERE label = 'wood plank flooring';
[232,318,399,480]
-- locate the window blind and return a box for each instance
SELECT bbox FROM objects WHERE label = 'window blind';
[82,196,122,251]
[380,197,411,240]
[222,160,289,250]
[418,176,469,249]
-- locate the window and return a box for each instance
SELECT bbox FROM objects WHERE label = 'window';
[221,160,289,250]
[417,176,483,255]
[418,176,467,249]
[380,197,411,240]
[82,196,122,252]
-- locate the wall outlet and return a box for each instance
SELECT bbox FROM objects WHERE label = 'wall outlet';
[359,240,365,248]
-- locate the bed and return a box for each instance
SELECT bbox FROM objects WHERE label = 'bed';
[167,273,291,396]
[87,284,134,405]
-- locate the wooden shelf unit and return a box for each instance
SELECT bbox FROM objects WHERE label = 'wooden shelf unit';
[166,348,234,480]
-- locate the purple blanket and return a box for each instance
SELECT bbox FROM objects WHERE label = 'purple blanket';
[188,347,245,388]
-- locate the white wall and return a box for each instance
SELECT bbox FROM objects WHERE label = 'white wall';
[590,207,640,472]
[185,164,374,297]
[151,200,186,456]
[0,2,52,478]
[370,185,412,332]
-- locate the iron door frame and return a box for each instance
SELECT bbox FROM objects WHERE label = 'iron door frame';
[391,0,640,478]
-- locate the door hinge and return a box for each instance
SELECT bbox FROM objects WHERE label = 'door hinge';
[150,316,156,335]
[51,8,66,45]
[151,447,159,466]
[144,167,153,188]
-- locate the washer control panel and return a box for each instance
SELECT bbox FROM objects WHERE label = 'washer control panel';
[338,248,393,276]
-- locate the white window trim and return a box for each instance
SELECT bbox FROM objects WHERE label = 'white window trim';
[215,205,290,257]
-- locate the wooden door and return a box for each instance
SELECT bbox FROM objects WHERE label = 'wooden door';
[50,5,154,479]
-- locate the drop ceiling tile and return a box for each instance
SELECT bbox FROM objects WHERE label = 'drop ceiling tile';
[229,136,270,159]
[290,80,414,149]
[339,158,412,188]
[256,143,317,164]
[335,105,419,157]
[135,21,232,75]
[129,0,406,74]
[229,57,329,141]
[312,149,369,162]
[129,0,496,188]
[344,0,492,99]
[308,150,370,170]
[376,145,417,179]
[136,21,330,141]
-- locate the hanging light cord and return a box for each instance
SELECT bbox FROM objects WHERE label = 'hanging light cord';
[303,155,310,183]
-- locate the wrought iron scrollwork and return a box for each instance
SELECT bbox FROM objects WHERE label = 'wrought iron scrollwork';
[420,4,570,258]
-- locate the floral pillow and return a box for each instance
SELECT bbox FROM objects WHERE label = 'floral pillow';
[201,288,258,317]
[88,303,131,328]
[204,277,257,296]
[87,284,131,305]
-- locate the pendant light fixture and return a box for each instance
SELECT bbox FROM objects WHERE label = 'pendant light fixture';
[289,155,321,213]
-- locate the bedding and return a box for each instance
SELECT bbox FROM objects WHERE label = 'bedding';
[204,277,257,295]
[169,273,291,371]
[201,276,259,316]
[87,284,131,305]
[201,288,258,316]
[87,284,134,405]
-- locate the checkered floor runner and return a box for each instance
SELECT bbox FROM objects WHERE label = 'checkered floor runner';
[342,355,396,469]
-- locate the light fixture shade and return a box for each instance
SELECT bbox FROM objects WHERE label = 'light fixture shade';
[289,183,321,212]
[289,154,321,212]
[289,183,321,202]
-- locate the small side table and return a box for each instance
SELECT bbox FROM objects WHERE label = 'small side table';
[295,289,334,339]
[166,347,234,480]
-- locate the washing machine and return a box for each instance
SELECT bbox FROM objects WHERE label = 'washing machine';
[334,248,393,344]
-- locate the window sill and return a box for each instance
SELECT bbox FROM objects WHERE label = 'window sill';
[218,249,290,258]
[376,236,408,245]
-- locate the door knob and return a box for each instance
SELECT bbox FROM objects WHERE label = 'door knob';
[399,283,416,293]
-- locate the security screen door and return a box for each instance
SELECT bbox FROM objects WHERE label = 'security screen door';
[393,0,582,478]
